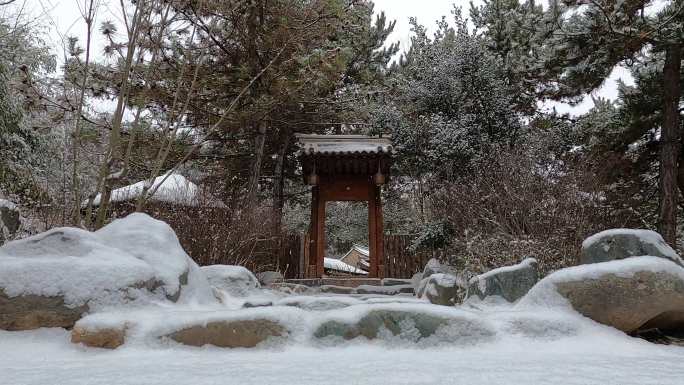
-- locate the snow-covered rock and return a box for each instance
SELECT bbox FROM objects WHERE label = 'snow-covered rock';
[518,256,684,332]
[417,273,463,306]
[421,258,447,279]
[268,282,312,295]
[0,199,20,245]
[466,258,538,303]
[581,229,683,266]
[256,271,284,286]
[0,213,216,330]
[201,265,260,297]
[314,306,495,344]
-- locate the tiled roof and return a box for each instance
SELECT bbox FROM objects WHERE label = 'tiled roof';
[296,134,392,156]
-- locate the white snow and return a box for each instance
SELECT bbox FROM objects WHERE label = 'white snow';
[3,301,684,385]
[518,256,684,310]
[0,198,17,210]
[324,257,368,275]
[88,172,222,207]
[0,213,215,308]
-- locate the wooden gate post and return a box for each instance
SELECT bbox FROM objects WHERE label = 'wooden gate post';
[368,184,378,278]
[376,185,384,279]
[308,186,320,278]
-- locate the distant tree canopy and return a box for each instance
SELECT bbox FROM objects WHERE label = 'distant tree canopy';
[2,0,684,273]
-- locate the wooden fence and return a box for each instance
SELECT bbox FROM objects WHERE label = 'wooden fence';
[278,233,442,279]
[382,235,438,278]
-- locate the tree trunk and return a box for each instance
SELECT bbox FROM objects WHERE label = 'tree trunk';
[272,135,289,235]
[658,45,681,246]
[247,122,267,204]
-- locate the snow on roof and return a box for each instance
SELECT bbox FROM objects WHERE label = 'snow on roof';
[352,244,369,257]
[340,244,369,261]
[0,199,17,210]
[324,257,368,275]
[296,134,392,156]
[87,173,223,208]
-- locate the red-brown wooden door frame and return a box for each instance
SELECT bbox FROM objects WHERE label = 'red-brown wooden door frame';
[307,176,384,278]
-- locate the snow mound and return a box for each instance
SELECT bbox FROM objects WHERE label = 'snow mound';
[0,213,216,308]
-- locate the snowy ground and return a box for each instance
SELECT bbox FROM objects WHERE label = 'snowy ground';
[3,307,684,385]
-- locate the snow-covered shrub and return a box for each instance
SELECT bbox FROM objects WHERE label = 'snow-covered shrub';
[427,144,640,277]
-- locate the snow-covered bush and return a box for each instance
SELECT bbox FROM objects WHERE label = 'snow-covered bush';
[427,143,639,276]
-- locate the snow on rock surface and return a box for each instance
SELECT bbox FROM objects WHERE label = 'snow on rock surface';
[0,213,217,330]
[201,265,260,296]
[324,257,368,275]
[581,229,683,266]
[518,256,684,332]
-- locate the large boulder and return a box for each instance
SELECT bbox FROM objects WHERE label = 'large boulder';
[581,229,683,266]
[417,274,463,306]
[467,258,538,303]
[201,265,260,296]
[519,256,684,333]
[167,319,286,348]
[0,292,87,331]
[0,199,21,245]
[0,213,216,330]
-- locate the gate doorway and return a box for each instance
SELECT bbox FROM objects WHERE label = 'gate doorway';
[325,201,369,274]
[296,134,392,278]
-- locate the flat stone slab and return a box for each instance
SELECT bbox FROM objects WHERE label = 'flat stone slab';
[168,319,287,348]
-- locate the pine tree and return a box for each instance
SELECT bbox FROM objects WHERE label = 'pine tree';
[540,0,683,245]
[387,11,524,181]
[470,0,547,115]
